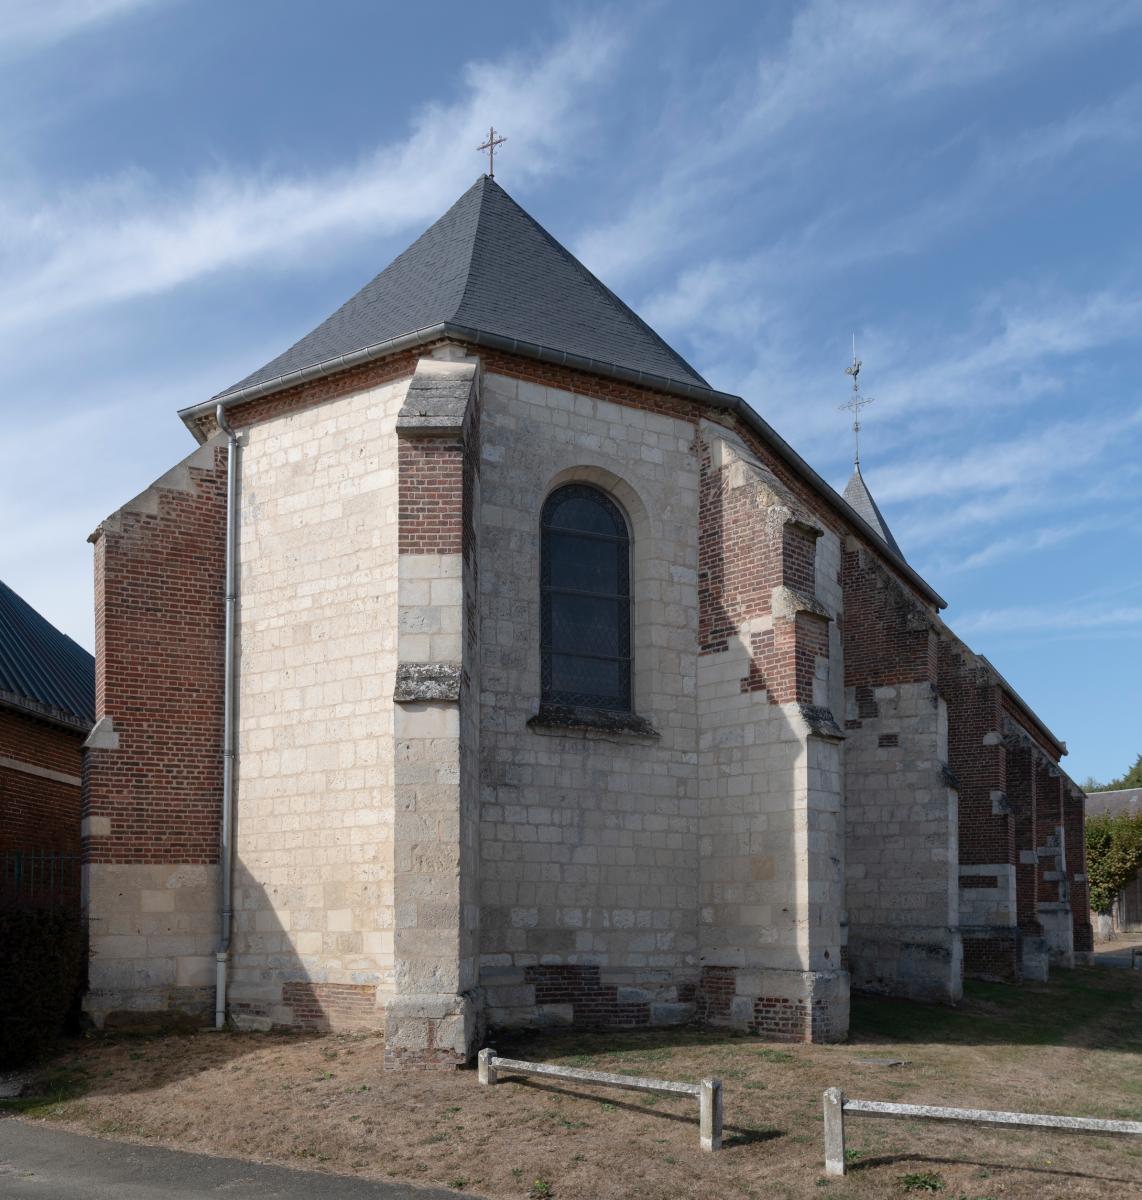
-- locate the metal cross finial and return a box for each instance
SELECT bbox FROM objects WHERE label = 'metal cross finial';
[838,334,874,470]
[478,126,506,178]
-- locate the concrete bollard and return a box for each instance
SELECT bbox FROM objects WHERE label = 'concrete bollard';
[823,1087,847,1176]
[477,1047,497,1085]
[699,1078,723,1152]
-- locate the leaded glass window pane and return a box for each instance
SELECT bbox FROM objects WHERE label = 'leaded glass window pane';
[540,484,632,712]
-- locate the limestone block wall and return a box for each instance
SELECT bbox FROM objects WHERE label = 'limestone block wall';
[476,370,703,1030]
[843,683,961,1001]
[227,374,409,1031]
[842,543,961,1003]
[83,437,227,1026]
[696,427,847,1042]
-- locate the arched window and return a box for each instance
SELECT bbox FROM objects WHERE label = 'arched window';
[540,484,632,713]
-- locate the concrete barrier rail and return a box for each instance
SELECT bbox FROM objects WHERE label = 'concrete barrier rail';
[823,1087,1142,1176]
[478,1049,723,1151]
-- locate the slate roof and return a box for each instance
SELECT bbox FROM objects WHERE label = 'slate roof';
[0,580,95,729]
[217,175,708,401]
[843,466,904,559]
[1085,788,1142,816]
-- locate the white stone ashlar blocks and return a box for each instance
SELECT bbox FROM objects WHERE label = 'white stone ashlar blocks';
[85,864,219,1026]
[386,354,482,1067]
[843,681,963,1004]
[229,372,411,1029]
[476,371,703,1012]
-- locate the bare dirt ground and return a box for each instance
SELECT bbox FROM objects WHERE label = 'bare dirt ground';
[6,966,1142,1200]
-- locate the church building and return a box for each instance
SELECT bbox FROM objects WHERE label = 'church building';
[82,176,1092,1066]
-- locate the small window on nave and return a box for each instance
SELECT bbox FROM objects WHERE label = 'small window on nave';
[540,483,632,713]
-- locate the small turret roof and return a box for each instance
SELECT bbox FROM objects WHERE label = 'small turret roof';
[843,465,904,558]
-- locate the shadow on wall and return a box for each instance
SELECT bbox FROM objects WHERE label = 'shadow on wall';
[223,860,392,1035]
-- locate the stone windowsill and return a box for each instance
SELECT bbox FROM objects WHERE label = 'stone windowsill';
[527,705,660,742]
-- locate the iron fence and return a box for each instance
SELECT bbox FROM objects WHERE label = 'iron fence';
[0,849,81,909]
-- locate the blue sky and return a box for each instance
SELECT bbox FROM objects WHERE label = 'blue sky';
[2,0,1140,784]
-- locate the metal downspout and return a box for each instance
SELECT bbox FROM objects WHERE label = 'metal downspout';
[214,404,238,1029]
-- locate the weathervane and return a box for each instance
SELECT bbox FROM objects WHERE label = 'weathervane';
[838,334,875,471]
[478,126,506,178]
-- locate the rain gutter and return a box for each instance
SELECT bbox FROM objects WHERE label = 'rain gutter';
[213,403,239,1029]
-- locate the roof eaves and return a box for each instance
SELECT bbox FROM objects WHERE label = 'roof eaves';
[983,655,1067,757]
[181,323,947,610]
[0,690,92,734]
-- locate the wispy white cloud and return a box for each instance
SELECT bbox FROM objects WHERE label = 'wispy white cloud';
[0,20,621,338]
[956,603,1142,635]
[871,405,1142,504]
[0,0,164,53]
[897,468,1142,551]
[936,517,1132,573]
[576,0,1142,285]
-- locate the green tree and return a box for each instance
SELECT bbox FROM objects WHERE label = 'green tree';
[1115,753,1142,789]
[1085,810,1142,913]
[1085,753,1142,792]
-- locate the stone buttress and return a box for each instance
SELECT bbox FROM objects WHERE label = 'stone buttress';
[386,353,483,1067]
[695,424,848,1041]
[841,533,962,1003]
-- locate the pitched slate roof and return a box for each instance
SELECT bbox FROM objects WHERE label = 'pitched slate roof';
[0,579,94,729]
[216,175,708,401]
[843,466,904,559]
[1084,787,1142,816]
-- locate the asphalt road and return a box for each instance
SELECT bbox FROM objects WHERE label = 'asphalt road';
[0,1120,464,1199]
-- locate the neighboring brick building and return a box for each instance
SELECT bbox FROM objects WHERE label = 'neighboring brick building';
[0,579,94,907]
[83,176,1089,1062]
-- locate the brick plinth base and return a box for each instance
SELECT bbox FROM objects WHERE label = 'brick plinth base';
[962,929,1020,983]
[281,982,377,1030]
[526,965,696,1027]
[696,964,849,1043]
[383,1046,466,1071]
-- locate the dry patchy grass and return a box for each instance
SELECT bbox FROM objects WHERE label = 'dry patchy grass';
[6,966,1142,1199]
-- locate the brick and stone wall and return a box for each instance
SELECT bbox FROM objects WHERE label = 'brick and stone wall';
[842,545,961,1002]
[84,334,1090,1049]
[1063,780,1093,958]
[695,425,847,1042]
[938,636,1020,982]
[83,437,227,1026]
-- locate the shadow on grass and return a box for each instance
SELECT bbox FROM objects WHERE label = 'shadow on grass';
[851,966,1142,1053]
[12,962,1141,1116]
[850,1152,1142,1187]
[509,1078,783,1149]
[0,1028,341,1113]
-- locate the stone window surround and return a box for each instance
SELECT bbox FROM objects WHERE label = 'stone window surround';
[527,464,661,742]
